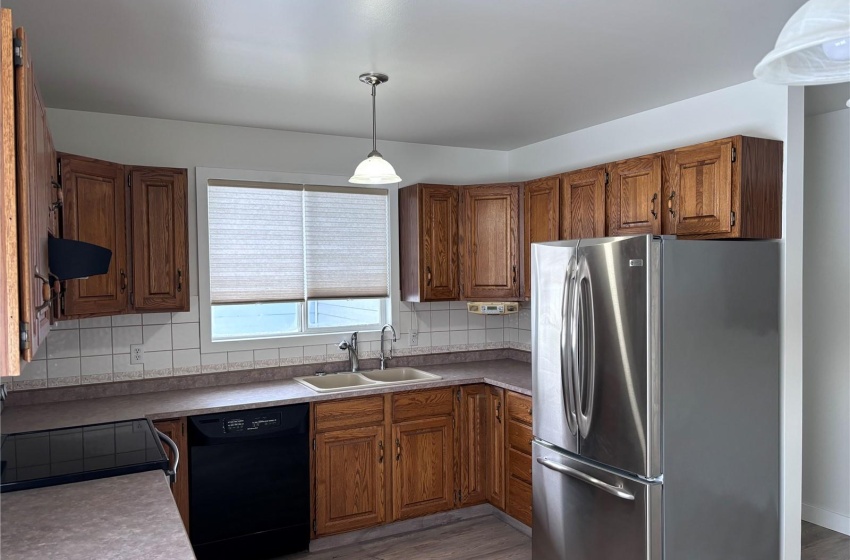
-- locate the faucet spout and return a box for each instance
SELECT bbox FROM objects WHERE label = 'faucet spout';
[338,332,360,372]
[379,324,397,370]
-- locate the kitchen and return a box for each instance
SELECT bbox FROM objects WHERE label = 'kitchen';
[0,1,848,560]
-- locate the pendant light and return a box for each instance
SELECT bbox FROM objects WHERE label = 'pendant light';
[350,72,401,184]
[754,0,850,106]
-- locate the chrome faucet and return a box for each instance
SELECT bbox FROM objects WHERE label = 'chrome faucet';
[338,332,360,372]
[379,324,397,370]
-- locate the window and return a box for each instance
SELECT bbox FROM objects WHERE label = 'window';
[199,172,391,348]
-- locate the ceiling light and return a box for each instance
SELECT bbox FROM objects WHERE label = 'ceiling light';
[754,0,850,106]
[350,73,401,185]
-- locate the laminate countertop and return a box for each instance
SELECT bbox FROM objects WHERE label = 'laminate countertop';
[0,470,195,560]
[0,359,531,434]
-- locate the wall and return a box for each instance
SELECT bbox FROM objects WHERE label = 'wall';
[2,110,514,390]
[505,79,804,560]
[802,107,850,535]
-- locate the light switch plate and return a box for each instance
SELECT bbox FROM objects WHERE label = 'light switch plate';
[130,344,144,364]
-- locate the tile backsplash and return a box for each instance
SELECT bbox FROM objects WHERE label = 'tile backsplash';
[3,298,531,391]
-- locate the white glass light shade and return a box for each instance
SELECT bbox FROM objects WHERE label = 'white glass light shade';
[349,154,401,184]
[754,0,850,86]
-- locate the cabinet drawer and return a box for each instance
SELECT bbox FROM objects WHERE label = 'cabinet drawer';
[508,448,532,485]
[392,388,454,422]
[507,476,532,527]
[506,392,533,426]
[314,396,385,432]
[508,420,532,455]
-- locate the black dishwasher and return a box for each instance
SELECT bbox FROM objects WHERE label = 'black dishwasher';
[189,404,309,560]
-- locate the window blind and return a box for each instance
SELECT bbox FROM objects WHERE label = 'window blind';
[304,186,390,299]
[208,181,305,304]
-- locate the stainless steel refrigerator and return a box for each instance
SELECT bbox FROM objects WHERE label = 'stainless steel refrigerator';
[531,235,780,560]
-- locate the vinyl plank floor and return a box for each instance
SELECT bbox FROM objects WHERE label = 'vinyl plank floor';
[278,515,530,560]
[802,521,850,560]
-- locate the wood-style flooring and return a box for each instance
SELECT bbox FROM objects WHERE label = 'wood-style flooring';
[280,516,530,560]
[803,521,850,560]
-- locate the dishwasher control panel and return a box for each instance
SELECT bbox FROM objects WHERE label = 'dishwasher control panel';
[223,413,281,433]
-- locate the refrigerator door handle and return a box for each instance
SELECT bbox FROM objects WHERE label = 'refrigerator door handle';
[576,256,597,439]
[536,456,635,501]
[560,257,579,435]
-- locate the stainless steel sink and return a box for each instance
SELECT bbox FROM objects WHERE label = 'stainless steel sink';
[359,367,441,383]
[294,368,441,393]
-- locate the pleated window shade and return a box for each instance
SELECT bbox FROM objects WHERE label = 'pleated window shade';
[208,182,390,305]
[304,186,390,299]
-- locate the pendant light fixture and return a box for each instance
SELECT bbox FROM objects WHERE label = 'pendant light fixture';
[350,72,401,184]
[754,0,850,106]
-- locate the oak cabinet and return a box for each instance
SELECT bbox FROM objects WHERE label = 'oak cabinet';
[457,384,488,506]
[460,184,520,300]
[60,155,128,317]
[153,418,190,532]
[59,156,189,318]
[607,155,662,236]
[1,9,17,375]
[399,184,459,302]
[505,391,533,526]
[662,136,782,239]
[522,177,559,299]
[561,166,606,240]
[129,167,189,311]
[486,386,506,510]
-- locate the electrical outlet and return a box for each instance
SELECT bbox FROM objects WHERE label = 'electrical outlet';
[409,332,418,347]
[130,344,144,364]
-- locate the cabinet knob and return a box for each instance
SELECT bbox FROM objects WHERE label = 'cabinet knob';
[177,269,183,292]
[378,440,384,463]
[395,438,401,461]
[120,269,127,293]
[496,401,502,423]
[426,266,432,286]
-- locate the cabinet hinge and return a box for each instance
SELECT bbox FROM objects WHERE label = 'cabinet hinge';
[456,388,461,401]
[57,159,62,178]
[127,173,132,188]
[731,147,737,163]
[12,38,22,68]
[730,210,737,227]
[457,490,462,504]
[130,292,135,307]
[19,322,30,351]
[604,171,610,186]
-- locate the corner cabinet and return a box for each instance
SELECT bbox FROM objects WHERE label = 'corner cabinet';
[399,184,460,302]
[522,177,559,299]
[59,155,189,317]
[460,184,520,301]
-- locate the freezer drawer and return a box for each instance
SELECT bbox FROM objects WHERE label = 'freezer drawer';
[532,441,661,560]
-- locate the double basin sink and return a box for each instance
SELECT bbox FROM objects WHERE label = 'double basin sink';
[294,367,441,393]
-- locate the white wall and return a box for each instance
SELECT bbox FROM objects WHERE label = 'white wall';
[802,107,850,535]
[505,79,805,560]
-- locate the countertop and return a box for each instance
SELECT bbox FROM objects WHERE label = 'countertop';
[0,470,195,560]
[1,359,531,433]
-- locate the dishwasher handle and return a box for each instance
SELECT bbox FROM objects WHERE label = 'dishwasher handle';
[156,429,179,485]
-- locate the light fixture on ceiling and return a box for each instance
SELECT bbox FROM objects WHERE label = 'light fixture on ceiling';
[350,72,401,185]
[754,0,850,106]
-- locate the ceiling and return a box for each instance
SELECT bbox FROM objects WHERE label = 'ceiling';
[6,0,805,150]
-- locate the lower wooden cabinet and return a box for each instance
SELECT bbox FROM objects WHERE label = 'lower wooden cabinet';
[392,416,455,521]
[314,425,385,535]
[505,391,533,527]
[458,385,488,507]
[152,418,190,532]
[486,386,506,510]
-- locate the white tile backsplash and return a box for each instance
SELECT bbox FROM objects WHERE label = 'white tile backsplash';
[80,328,113,357]
[112,326,143,354]
[47,357,81,379]
[430,310,450,332]
[81,355,113,375]
[171,296,200,324]
[142,312,172,325]
[46,330,80,359]
[111,314,142,327]
[79,317,112,328]
[143,325,172,352]
[171,323,200,350]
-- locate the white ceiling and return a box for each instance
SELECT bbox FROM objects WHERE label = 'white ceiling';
[6,0,805,150]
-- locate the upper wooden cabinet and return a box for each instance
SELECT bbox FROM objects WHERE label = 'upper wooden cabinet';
[14,23,58,362]
[561,166,606,240]
[59,156,189,318]
[522,177,559,299]
[129,167,188,311]
[662,136,782,239]
[399,184,459,302]
[607,154,662,236]
[60,155,128,317]
[460,184,520,301]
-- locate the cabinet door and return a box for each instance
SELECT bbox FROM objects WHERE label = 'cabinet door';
[421,185,459,301]
[461,184,520,300]
[561,166,606,240]
[61,155,128,317]
[392,416,454,521]
[458,385,487,506]
[607,155,662,236]
[1,9,19,375]
[153,418,190,532]
[129,167,189,311]
[522,177,559,299]
[315,425,385,536]
[664,139,734,236]
[486,386,506,510]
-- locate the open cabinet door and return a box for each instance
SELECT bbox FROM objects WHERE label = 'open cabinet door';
[1,9,20,376]
[15,25,57,362]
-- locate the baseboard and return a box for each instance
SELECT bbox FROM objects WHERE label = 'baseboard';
[491,507,532,537]
[309,503,495,552]
[802,503,850,536]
